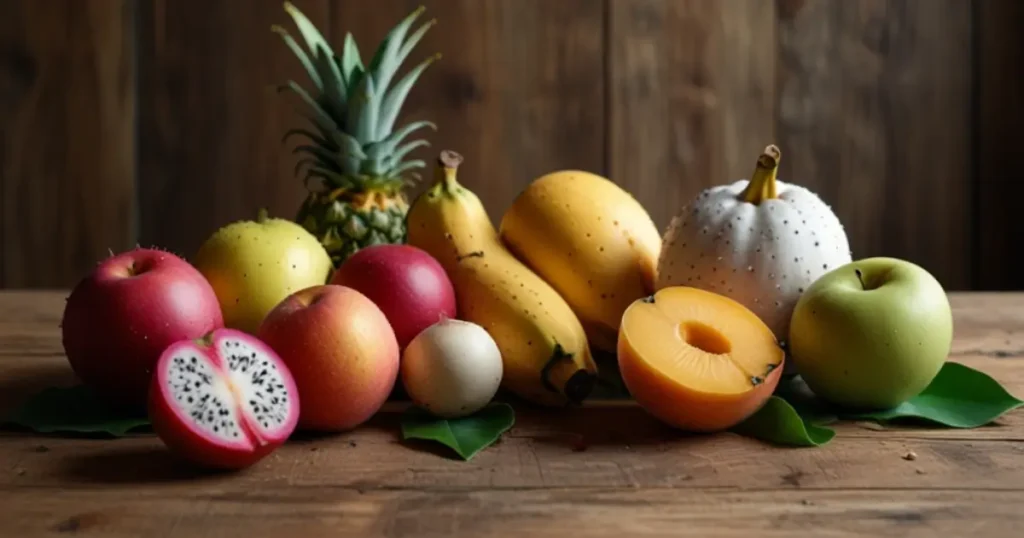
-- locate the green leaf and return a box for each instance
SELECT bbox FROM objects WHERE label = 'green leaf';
[380,120,437,150]
[291,144,337,163]
[345,72,378,143]
[388,159,427,178]
[401,402,515,461]
[271,25,322,91]
[388,139,431,165]
[312,45,347,119]
[2,386,151,438]
[282,1,333,65]
[366,6,426,94]
[773,374,840,426]
[277,81,339,131]
[340,32,364,91]
[730,396,836,447]
[282,127,334,150]
[378,53,440,136]
[395,19,437,74]
[838,362,1024,428]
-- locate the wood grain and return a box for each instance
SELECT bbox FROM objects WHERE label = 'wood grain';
[2,369,1023,491]
[0,0,1017,293]
[607,0,777,231]
[330,0,606,223]
[1,488,1019,538]
[976,0,1024,291]
[0,0,136,288]
[776,0,974,290]
[2,351,1022,437]
[1,290,1023,536]
[136,0,329,259]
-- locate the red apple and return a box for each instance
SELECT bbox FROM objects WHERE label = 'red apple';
[256,284,400,431]
[61,247,224,409]
[330,244,456,350]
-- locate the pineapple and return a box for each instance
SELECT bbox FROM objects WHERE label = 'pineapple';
[273,1,438,267]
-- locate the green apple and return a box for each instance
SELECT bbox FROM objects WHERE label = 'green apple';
[788,257,953,411]
[193,209,333,334]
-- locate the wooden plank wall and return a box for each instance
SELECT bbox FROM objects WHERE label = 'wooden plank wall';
[0,0,1018,291]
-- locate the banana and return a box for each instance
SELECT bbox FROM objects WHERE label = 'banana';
[406,150,598,407]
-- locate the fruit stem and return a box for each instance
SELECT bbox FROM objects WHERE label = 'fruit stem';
[434,150,464,195]
[257,207,270,223]
[564,370,597,405]
[855,268,866,290]
[739,145,782,204]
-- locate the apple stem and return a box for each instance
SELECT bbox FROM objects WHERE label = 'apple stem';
[257,207,270,223]
[434,150,464,195]
[739,145,782,205]
[855,268,866,290]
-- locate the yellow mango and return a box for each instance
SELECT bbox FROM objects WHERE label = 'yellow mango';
[499,170,662,352]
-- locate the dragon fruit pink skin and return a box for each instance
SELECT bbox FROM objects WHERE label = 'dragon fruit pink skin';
[148,328,300,470]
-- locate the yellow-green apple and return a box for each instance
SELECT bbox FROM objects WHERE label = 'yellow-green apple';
[255,284,399,431]
[788,257,953,410]
[61,248,224,409]
[193,209,333,334]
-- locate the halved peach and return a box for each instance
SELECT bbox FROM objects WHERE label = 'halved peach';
[617,286,784,432]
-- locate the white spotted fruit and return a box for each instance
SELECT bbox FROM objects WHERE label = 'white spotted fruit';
[656,144,851,374]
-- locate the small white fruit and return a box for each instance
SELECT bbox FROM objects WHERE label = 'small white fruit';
[400,318,504,418]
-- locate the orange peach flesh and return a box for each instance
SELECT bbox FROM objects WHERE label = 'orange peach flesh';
[617,287,784,432]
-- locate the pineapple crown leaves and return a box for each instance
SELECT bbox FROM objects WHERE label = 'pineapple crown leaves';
[273,2,439,192]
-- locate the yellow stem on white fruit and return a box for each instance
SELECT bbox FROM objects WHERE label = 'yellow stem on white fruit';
[740,145,782,204]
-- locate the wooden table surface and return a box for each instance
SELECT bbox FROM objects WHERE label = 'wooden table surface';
[1,290,1023,537]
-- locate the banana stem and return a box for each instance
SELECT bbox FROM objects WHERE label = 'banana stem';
[435,150,464,194]
[739,145,782,204]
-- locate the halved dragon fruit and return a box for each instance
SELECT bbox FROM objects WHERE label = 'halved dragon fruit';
[148,328,300,469]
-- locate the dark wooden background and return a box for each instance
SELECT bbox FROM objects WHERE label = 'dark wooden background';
[0,0,1021,291]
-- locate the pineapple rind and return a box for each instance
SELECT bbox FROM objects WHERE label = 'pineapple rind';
[296,193,409,267]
